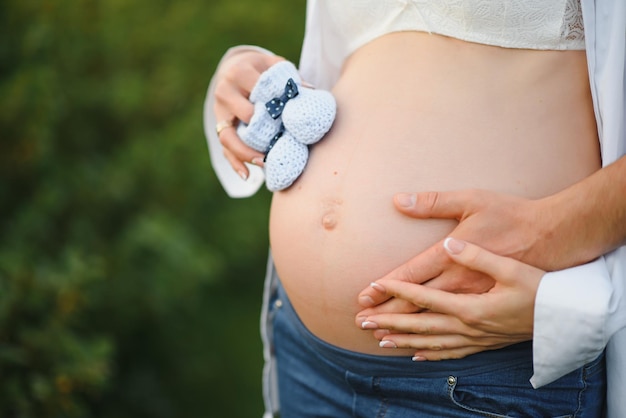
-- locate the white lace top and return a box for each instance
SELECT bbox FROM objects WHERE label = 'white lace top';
[325,0,585,54]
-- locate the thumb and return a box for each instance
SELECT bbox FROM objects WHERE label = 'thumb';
[253,54,286,73]
[393,190,484,220]
[266,54,286,66]
[442,237,543,287]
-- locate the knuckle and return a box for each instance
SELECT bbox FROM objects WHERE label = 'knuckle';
[219,131,241,152]
[226,63,244,82]
[411,324,432,334]
[419,191,440,212]
[461,245,482,266]
[214,81,230,104]
[467,188,487,206]
[466,327,484,338]
[500,262,519,280]
[465,251,481,267]
[241,105,254,122]
[397,264,417,283]
[460,306,483,327]
[417,297,433,311]
[435,243,452,262]
[429,343,444,351]
[218,130,230,146]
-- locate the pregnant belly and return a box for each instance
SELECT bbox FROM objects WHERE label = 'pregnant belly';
[268,33,600,356]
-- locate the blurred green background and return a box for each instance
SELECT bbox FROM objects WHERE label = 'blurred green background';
[1,0,305,416]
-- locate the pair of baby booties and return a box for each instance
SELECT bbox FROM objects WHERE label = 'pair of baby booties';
[237,61,336,191]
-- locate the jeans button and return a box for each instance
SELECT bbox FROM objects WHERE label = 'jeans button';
[274,299,283,308]
[447,376,456,385]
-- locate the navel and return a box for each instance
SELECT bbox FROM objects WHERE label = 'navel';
[321,213,338,230]
[320,198,343,231]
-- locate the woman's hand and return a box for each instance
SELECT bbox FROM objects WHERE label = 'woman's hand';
[213,51,285,179]
[356,238,543,360]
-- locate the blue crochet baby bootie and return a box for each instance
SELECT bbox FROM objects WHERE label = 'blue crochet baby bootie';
[264,131,309,191]
[281,88,336,145]
[236,101,283,153]
[249,61,302,104]
[237,60,336,191]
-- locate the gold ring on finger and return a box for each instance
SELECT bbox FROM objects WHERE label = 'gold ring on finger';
[216,119,235,136]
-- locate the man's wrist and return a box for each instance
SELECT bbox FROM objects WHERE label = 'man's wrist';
[531,156,626,271]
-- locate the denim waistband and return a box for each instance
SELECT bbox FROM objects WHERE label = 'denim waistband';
[276,279,534,379]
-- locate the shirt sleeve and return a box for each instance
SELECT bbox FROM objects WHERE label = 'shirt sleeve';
[202,45,274,198]
[530,254,626,387]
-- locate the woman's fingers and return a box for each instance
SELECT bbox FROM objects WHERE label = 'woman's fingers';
[238,53,284,86]
[408,344,511,361]
[372,278,475,318]
[222,147,255,181]
[356,298,421,328]
[357,243,448,308]
[410,345,500,361]
[220,123,263,161]
[219,52,284,101]
[367,313,523,360]
[361,312,481,337]
[378,333,510,353]
[214,81,255,123]
[218,53,285,122]
[213,52,285,173]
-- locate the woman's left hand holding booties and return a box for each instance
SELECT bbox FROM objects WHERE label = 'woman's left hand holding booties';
[212,50,286,181]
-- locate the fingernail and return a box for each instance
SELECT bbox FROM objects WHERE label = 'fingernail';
[443,237,466,255]
[361,321,378,330]
[396,193,416,208]
[369,282,386,292]
[358,295,375,307]
[379,340,397,348]
[238,170,248,181]
[251,157,264,166]
[412,355,426,362]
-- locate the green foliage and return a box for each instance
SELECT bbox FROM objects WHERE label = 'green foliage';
[0,0,305,416]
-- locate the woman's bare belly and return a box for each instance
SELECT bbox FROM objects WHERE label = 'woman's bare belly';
[269,32,601,356]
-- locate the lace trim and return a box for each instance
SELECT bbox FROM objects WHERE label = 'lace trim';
[326,0,586,55]
[562,0,585,43]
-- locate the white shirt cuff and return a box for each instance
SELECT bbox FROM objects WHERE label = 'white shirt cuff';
[530,257,612,387]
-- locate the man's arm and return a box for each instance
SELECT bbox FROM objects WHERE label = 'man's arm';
[402,154,626,272]
[534,154,626,269]
[358,154,626,311]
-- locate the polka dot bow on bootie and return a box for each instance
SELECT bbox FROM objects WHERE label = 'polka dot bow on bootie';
[237,60,337,191]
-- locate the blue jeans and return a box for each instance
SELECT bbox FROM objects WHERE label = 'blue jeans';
[270,280,606,418]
